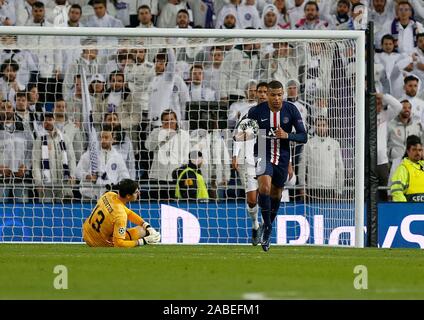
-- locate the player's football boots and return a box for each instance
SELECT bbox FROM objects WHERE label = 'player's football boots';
[251,224,262,246]
[261,225,271,252]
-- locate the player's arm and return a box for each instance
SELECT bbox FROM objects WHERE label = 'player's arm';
[113,216,139,248]
[287,108,308,143]
[390,164,409,202]
[164,48,176,82]
[124,206,160,239]
[124,206,145,226]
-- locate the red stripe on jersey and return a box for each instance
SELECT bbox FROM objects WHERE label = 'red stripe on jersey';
[271,111,280,165]
[275,111,280,165]
[270,110,275,164]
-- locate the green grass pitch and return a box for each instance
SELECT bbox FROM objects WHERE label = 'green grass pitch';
[0,244,423,300]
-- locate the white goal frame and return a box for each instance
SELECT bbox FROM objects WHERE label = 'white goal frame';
[0,26,365,248]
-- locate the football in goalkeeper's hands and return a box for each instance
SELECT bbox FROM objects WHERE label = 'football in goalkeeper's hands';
[235,118,259,141]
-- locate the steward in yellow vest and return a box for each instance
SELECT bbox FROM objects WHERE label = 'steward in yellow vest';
[391,135,424,202]
[173,151,209,200]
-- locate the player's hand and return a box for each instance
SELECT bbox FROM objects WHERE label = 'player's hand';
[275,125,289,139]
[288,162,294,180]
[146,226,160,237]
[142,222,160,236]
[232,156,239,171]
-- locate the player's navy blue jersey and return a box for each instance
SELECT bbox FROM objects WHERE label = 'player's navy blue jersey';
[247,100,307,166]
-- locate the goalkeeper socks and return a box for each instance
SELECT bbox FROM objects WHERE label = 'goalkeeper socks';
[270,197,282,224]
[258,193,271,228]
[247,205,259,230]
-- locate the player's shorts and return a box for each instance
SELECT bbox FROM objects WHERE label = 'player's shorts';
[238,164,258,193]
[256,161,288,189]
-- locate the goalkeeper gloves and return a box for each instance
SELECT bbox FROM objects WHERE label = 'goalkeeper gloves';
[138,222,161,246]
[137,232,161,246]
[141,222,160,237]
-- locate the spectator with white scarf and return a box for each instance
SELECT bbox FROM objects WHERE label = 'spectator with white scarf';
[76,125,130,200]
[32,112,76,203]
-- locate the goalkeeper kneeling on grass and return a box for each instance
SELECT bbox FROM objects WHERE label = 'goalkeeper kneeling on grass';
[82,179,160,247]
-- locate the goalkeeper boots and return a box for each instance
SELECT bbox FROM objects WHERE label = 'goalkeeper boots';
[261,225,272,252]
[251,224,262,246]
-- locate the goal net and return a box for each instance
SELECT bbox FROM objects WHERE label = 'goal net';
[0,27,364,246]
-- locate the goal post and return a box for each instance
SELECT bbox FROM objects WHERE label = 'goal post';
[0,26,365,247]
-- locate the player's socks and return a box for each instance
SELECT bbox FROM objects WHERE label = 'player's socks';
[270,197,282,224]
[258,193,271,228]
[247,205,259,230]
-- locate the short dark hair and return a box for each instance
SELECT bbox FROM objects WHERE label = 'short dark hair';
[104,111,119,120]
[417,33,424,42]
[304,1,319,11]
[101,123,113,132]
[1,59,19,74]
[177,8,190,17]
[154,51,167,63]
[268,80,283,90]
[404,75,419,85]
[257,82,268,90]
[109,70,125,82]
[32,1,45,9]
[190,64,203,73]
[115,179,139,198]
[337,0,350,7]
[161,109,178,122]
[138,5,151,13]
[406,135,422,150]
[16,91,27,99]
[381,34,395,45]
[91,0,106,7]
[70,4,82,13]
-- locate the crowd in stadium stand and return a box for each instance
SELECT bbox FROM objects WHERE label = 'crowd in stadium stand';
[0,0,423,203]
